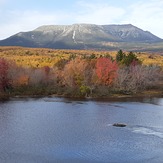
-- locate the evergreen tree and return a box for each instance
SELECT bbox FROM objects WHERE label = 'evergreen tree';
[122,51,141,66]
[116,50,125,62]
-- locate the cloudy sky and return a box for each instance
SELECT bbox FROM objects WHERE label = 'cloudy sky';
[0,0,163,39]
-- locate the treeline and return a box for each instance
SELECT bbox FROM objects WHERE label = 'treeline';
[0,50,162,99]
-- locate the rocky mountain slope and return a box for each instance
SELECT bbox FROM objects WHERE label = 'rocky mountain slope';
[0,24,162,51]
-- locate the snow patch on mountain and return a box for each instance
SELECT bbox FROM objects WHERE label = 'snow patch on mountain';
[72,30,77,44]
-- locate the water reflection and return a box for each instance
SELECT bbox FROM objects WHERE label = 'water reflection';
[58,96,163,106]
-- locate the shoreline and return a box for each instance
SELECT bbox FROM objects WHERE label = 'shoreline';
[1,89,162,102]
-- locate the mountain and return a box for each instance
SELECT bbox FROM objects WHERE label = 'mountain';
[0,24,162,51]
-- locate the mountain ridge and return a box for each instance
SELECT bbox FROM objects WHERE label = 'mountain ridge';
[0,24,162,51]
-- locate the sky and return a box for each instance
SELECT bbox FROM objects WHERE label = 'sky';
[0,0,163,39]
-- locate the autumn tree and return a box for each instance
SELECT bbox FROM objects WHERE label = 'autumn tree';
[114,65,161,93]
[60,57,100,96]
[28,68,44,85]
[28,66,55,86]
[82,59,97,95]
[9,65,30,87]
[0,58,10,91]
[62,58,88,87]
[96,57,118,86]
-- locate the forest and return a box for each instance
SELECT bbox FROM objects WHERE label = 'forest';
[0,47,163,100]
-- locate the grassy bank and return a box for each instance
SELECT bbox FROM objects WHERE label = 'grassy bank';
[0,92,9,101]
[0,84,162,102]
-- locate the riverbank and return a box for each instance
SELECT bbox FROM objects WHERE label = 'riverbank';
[1,87,162,102]
[0,92,9,101]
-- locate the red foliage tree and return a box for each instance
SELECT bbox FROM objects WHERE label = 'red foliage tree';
[0,58,9,91]
[96,58,118,85]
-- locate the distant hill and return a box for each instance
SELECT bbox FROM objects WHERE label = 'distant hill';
[0,24,163,51]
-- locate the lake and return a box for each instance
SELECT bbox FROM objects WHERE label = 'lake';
[0,97,163,163]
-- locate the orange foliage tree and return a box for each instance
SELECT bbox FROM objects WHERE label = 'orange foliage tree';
[96,57,118,85]
[15,75,29,86]
[62,58,88,87]
[56,57,98,96]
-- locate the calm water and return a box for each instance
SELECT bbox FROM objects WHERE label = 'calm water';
[0,97,163,163]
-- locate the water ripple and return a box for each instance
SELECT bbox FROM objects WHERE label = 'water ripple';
[131,126,163,139]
